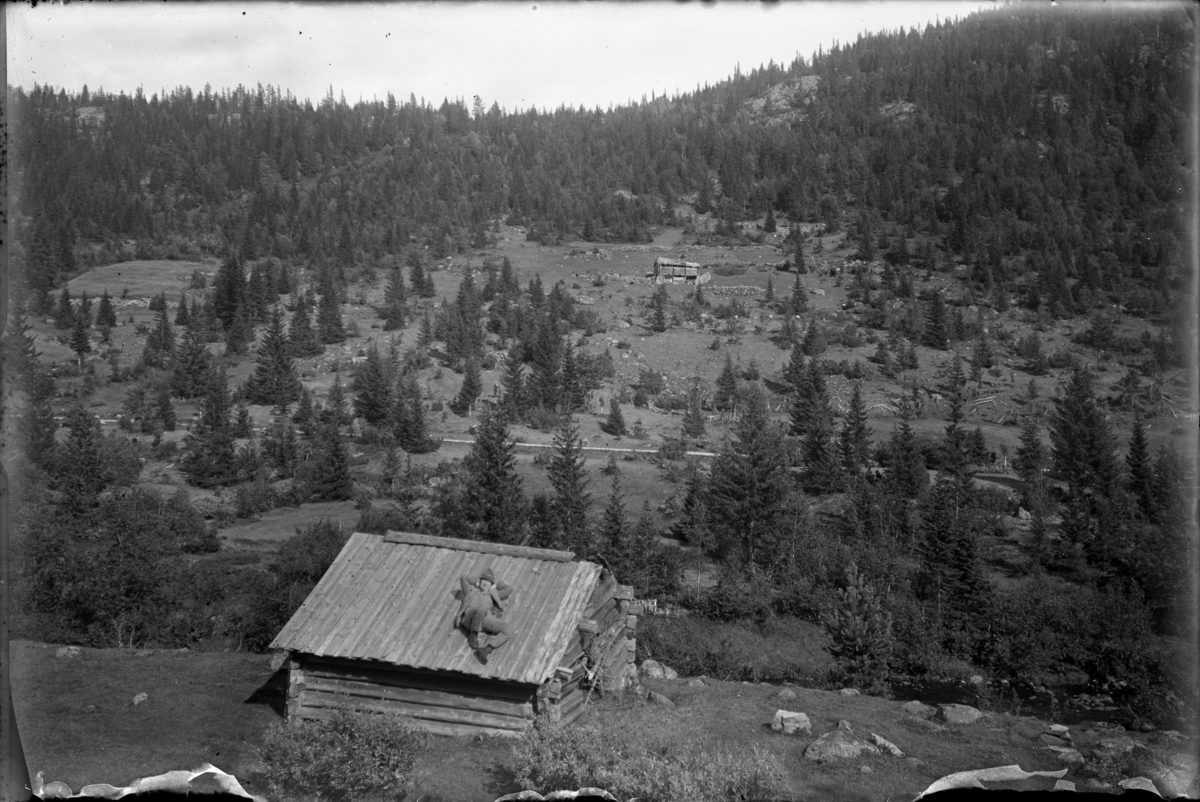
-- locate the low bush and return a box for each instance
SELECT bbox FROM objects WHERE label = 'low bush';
[513,711,787,802]
[261,707,430,801]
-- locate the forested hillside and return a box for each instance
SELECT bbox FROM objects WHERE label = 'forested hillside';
[13,5,1192,322]
[6,2,1195,734]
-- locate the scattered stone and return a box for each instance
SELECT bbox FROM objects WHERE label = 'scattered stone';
[777,689,798,701]
[639,659,677,680]
[839,688,861,696]
[901,700,936,718]
[837,720,854,732]
[1047,746,1084,764]
[870,733,904,757]
[1118,777,1161,796]
[938,704,983,725]
[1052,780,1076,792]
[132,692,148,707]
[905,717,948,734]
[80,704,99,715]
[1018,507,1031,520]
[79,784,124,800]
[742,681,751,685]
[1149,752,1199,799]
[55,646,82,660]
[174,647,190,653]
[1048,723,1069,735]
[1013,719,1047,739]
[811,288,826,296]
[1082,779,1112,790]
[1040,734,1071,748]
[41,781,74,799]
[804,725,880,762]
[968,675,984,685]
[686,678,706,688]
[906,757,929,771]
[647,691,675,708]
[1092,736,1140,759]
[135,651,151,658]
[771,710,811,735]
[860,765,872,774]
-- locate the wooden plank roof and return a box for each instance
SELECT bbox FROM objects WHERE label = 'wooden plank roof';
[270,532,602,685]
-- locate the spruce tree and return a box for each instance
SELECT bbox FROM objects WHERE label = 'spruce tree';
[317,273,346,344]
[70,308,91,366]
[324,369,349,427]
[671,470,711,550]
[887,398,928,499]
[603,398,627,437]
[175,292,190,327]
[681,383,706,440]
[142,295,175,369]
[800,319,826,357]
[839,382,870,478]
[449,358,483,416]
[650,284,669,332]
[288,299,322,358]
[547,412,591,555]
[55,287,75,329]
[381,267,408,331]
[417,313,435,350]
[1125,410,1155,520]
[245,305,302,410]
[707,384,790,568]
[498,349,527,421]
[795,359,840,494]
[181,368,239,487]
[923,292,948,349]
[213,251,246,329]
[462,403,527,544]
[1050,366,1118,496]
[225,302,250,356]
[764,275,775,305]
[97,289,118,328]
[789,271,809,316]
[308,423,354,501]
[560,339,586,412]
[155,383,176,431]
[172,324,213,399]
[351,341,392,425]
[599,470,628,557]
[409,258,428,298]
[714,353,739,412]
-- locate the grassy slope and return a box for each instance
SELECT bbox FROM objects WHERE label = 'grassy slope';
[18,638,1176,802]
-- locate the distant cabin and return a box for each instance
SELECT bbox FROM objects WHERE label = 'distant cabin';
[653,257,704,285]
[270,531,639,737]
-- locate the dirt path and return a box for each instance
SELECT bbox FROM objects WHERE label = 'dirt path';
[441,438,718,457]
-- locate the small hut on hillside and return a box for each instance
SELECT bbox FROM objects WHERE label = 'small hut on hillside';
[270,531,639,736]
[653,257,703,284]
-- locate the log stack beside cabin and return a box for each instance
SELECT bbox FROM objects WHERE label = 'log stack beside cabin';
[270,531,638,737]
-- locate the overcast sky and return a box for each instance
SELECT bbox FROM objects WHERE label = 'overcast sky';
[8,1,994,113]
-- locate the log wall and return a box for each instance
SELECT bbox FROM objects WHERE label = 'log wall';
[289,655,537,737]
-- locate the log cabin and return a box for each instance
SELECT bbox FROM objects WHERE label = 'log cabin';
[270,530,639,737]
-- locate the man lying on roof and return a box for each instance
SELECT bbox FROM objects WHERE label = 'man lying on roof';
[455,568,513,664]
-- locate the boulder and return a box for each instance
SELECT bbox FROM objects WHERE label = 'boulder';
[1047,723,1070,736]
[1047,746,1084,765]
[804,724,880,763]
[901,700,936,718]
[135,650,152,658]
[938,704,983,725]
[870,733,904,757]
[860,766,872,774]
[1149,752,1199,799]
[686,678,706,688]
[639,659,677,680]
[968,675,985,685]
[647,691,675,708]
[1040,734,1072,748]
[777,688,798,701]
[839,688,861,696]
[132,692,148,707]
[1052,780,1076,792]
[79,785,124,800]
[55,646,82,660]
[1092,736,1140,759]
[771,710,811,735]
[1118,778,1161,796]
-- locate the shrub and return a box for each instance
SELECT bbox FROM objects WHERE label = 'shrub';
[261,707,429,801]
[657,437,687,461]
[637,369,665,395]
[355,505,416,535]
[513,711,788,802]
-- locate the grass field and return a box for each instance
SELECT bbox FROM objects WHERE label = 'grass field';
[15,637,1184,802]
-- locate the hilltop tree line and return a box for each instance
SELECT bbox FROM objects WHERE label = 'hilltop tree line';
[12,5,1190,331]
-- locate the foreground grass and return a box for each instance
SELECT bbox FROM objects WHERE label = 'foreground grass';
[9,641,281,793]
[18,638,1182,802]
